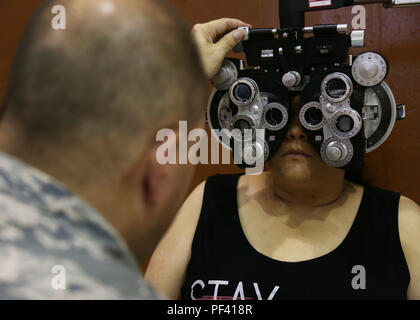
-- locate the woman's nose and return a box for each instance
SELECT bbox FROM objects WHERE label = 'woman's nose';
[285,109,308,141]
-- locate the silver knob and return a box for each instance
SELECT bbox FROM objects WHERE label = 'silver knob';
[337,24,348,33]
[211,60,238,90]
[359,61,378,79]
[282,71,301,88]
[350,30,365,48]
[326,103,336,114]
[326,142,347,162]
[351,52,387,87]
[243,142,264,165]
[250,105,259,115]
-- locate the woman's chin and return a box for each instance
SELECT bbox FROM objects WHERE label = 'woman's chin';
[280,166,313,182]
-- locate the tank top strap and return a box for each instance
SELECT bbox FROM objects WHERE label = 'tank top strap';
[354,184,401,239]
[201,174,242,219]
[358,185,406,257]
[191,174,245,266]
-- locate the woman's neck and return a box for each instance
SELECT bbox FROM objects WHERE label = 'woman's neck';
[266,172,348,209]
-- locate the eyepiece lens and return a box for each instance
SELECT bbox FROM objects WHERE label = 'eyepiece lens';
[234,83,252,102]
[265,108,283,126]
[336,115,354,133]
[304,107,323,126]
[326,78,347,99]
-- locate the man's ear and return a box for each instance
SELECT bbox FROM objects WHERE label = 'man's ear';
[140,122,199,220]
[142,129,180,213]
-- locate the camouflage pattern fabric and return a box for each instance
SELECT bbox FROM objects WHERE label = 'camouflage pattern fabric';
[0,151,161,300]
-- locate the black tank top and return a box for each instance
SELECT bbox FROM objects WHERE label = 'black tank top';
[181,174,410,300]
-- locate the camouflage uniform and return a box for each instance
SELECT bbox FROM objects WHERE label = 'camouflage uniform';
[0,151,161,300]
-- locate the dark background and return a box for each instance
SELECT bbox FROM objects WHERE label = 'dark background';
[1,0,419,204]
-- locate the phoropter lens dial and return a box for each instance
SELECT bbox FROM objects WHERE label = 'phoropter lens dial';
[299,101,326,131]
[262,102,288,131]
[320,137,354,168]
[352,52,388,87]
[230,78,258,106]
[229,113,257,142]
[242,140,269,166]
[321,73,353,103]
[329,108,362,139]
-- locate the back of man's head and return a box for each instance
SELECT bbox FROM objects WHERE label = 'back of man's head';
[2,0,205,149]
[0,0,206,261]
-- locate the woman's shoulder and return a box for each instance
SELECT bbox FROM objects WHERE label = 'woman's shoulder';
[396,193,420,299]
[343,182,420,299]
[345,179,420,225]
[399,194,420,221]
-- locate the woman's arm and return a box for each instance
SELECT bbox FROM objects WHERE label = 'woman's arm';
[145,181,205,299]
[399,195,420,299]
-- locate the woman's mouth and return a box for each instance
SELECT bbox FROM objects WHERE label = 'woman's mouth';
[282,149,311,158]
[283,153,309,159]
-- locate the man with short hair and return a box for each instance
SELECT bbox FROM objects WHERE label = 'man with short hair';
[0,0,248,299]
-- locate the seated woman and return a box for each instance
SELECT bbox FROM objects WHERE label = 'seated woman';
[145,19,420,300]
